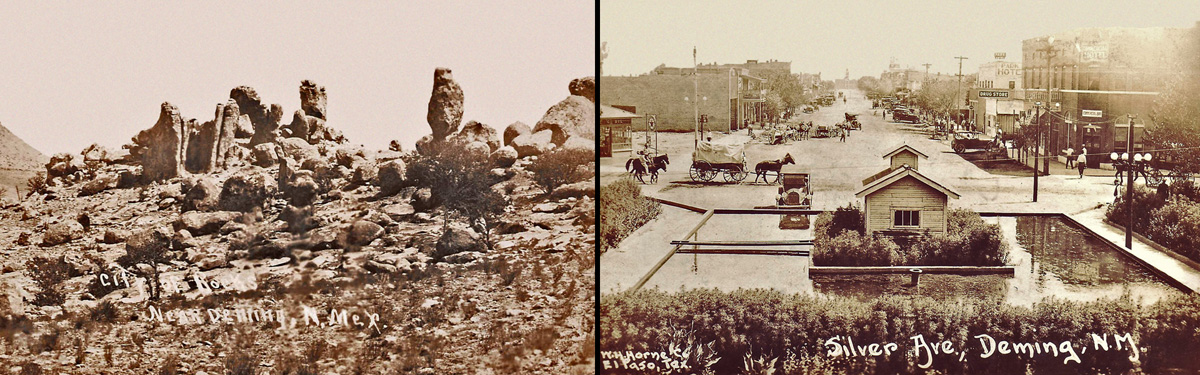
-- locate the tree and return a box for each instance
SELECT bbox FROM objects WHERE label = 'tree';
[405,141,509,238]
[1147,23,1200,174]
[759,71,809,114]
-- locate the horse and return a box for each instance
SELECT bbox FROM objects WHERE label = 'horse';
[754,153,795,184]
[626,154,670,184]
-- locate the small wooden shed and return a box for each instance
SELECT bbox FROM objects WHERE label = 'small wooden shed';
[855,145,959,235]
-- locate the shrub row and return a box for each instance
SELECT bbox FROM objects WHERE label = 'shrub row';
[599,179,662,254]
[600,288,1200,375]
[812,205,1007,266]
[1106,180,1200,264]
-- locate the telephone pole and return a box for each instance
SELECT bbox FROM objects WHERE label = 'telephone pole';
[954,56,968,130]
[693,46,699,149]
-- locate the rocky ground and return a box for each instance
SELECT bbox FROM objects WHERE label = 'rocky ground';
[0,72,597,374]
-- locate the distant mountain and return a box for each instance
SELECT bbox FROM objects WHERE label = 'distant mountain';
[0,121,47,171]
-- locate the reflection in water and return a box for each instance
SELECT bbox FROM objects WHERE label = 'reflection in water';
[645,215,1181,306]
[812,216,1180,306]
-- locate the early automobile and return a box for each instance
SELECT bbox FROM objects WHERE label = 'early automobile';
[951,131,1000,153]
[892,108,919,123]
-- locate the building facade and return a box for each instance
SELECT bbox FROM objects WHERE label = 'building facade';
[970,59,1025,135]
[600,60,784,133]
[1019,27,1186,162]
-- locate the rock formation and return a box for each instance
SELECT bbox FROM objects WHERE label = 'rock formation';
[427,68,464,141]
[569,76,595,102]
[532,95,594,146]
[450,121,501,152]
[299,80,327,120]
[503,121,531,147]
[141,102,189,182]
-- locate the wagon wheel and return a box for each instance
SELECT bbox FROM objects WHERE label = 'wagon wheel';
[1173,171,1193,183]
[722,165,742,183]
[701,165,718,182]
[1146,168,1166,186]
[689,161,709,182]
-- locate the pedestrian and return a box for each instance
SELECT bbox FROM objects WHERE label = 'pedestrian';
[1077,152,1087,178]
[839,127,847,142]
[1065,148,1075,169]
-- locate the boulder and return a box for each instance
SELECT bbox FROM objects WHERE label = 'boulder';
[46,153,80,179]
[426,67,464,141]
[299,80,327,120]
[42,221,84,246]
[464,141,491,159]
[101,229,129,244]
[345,220,383,247]
[140,102,190,182]
[187,248,229,271]
[559,136,595,153]
[491,146,518,168]
[175,211,240,236]
[218,166,278,212]
[434,226,484,260]
[251,143,280,167]
[351,160,378,186]
[510,129,555,158]
[376,159,407,196]
[182,176,221,212]
[444,251,483,264]
[533,95,594,146]
[414,134,438,156]
[335,146,369,169]
[283,172,319,207]
[550,179,597,199]
[569,76,595,102]
[363,259,397,274]
[450,121,501,152]
[278,137,321,165]
[411,188,441,212]
[79,173,119,197]
[81,143,115,163]
[503,121,531,147]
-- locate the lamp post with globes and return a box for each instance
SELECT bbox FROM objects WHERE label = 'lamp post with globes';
[1110,114,1144,249]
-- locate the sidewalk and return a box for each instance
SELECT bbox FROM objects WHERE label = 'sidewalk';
[1069,208,1200,293]
[1006,148,1116,178]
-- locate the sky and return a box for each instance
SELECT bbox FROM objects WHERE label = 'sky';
[0,1,595,155]
[602,1,1200,79]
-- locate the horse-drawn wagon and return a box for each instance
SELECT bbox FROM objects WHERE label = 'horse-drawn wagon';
[690,141,748,183]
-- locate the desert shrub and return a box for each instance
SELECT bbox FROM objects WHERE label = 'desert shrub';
[26,172,46,195]
[225,351,258,375]
[908,208,1007,266]
[404,142,507,232]
[26,256,70,306]
[599,178,662,254]
[601,288,1188,375]
[812,230,900,266]
[90,300,119,323]
[527,147,593,193]
[117,229,171,300]
[18,361,41,375]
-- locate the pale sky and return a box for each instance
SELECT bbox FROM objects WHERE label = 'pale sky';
[602,1,1199,79]
[0,1,595,155]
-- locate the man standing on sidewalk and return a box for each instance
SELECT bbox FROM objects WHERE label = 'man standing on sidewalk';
[1065,148,1075,169]
[1077,152,1087,178]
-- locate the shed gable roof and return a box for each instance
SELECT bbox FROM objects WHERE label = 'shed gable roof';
[882,144,929,160]
[855,166,960,199]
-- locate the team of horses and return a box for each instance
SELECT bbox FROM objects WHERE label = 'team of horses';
[626,153,795,185]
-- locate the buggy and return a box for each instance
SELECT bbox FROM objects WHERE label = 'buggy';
[690,141,748,183]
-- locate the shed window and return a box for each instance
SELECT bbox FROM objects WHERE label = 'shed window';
[894,210,920,227]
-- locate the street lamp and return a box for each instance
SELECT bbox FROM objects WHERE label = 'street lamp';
[1112,114,1143,249]
[1033,101,1043,202]
[685,95,707,143]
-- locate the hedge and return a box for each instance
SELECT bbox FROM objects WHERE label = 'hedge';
[600,288,1200,375]
[600,178,663,254]
[1107,180,1200,264]
[813,206,1007,266]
